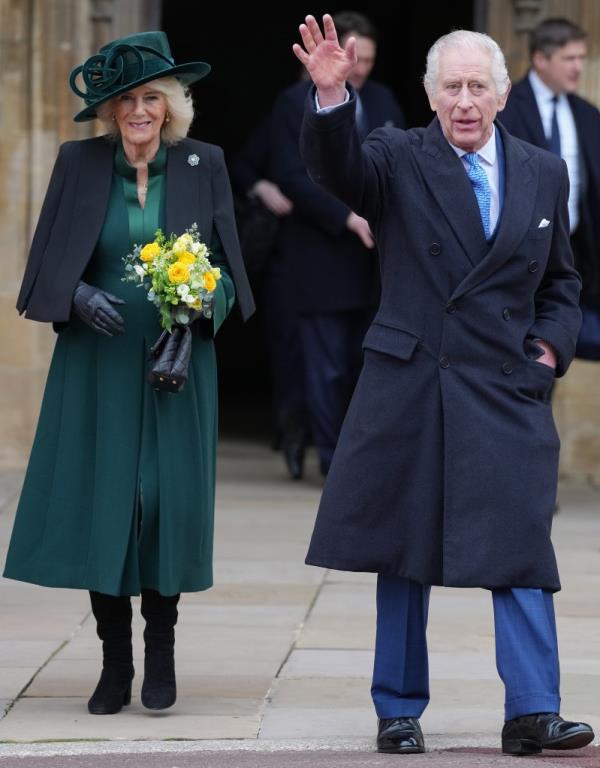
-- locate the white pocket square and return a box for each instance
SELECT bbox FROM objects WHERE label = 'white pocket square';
[538,218,551,229]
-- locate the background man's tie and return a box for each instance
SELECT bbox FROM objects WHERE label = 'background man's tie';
[464,152,491,239]
[548,95,561,156]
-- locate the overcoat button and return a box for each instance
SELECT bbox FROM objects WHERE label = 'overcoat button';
[446,301,457,314]
[528,259,539,273]
[429,242,441,256]
[502,362,513,375]
[439,356,450,369]
[502,307,511,321]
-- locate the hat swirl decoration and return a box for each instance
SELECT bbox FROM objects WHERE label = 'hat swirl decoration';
[69,31,210,122]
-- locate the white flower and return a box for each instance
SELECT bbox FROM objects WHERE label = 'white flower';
[134,264,146,277]
[173,234,194,255]
[190,279,201,290]
[148,289,156,301]
[176,284,190,297]
[191,241,201,255]
[184,294,197,305]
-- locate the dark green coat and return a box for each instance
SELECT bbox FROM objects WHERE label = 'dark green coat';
[4,137,254,596]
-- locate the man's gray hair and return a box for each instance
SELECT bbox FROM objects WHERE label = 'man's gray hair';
[424,30,510,97]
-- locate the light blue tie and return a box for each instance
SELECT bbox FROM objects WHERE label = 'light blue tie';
[464,152,491,239]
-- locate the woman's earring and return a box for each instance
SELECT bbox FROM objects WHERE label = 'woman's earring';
[165,112,171,124]
[111,114,116,122]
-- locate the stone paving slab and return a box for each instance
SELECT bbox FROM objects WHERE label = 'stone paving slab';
[0,697,261,741]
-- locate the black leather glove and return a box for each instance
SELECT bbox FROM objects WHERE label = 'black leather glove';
[72,281,125,337]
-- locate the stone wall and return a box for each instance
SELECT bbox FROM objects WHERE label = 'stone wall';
[0,0,90,468]
[0,0,159,467]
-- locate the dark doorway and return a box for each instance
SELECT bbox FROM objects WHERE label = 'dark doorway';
[162,3,475,439]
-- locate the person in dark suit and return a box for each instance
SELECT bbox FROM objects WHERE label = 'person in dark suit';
[232,114,310,479]
[294,14,594,756]
[501,18,600,360]
[3,32,254,716]
[270,10,405,476]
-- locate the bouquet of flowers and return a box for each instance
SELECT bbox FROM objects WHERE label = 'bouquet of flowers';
[122,223,221,332]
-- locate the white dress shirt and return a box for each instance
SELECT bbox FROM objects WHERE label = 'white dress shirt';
[528,69,580,231]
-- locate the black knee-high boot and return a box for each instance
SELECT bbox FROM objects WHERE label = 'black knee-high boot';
[88,591,135,715]
[140,589,180,709]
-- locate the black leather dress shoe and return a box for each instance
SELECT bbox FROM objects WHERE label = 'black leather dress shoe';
[282,435,305,480]
[377,717,425,754]
[280,410,308,480]
[502,712,594,755]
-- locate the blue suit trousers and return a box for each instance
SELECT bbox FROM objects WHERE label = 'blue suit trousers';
[372,574,560,721]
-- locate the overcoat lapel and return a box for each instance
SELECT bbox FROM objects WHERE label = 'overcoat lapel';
[450,124,539,300]
[165,140,212,241]
[413,119,488,269]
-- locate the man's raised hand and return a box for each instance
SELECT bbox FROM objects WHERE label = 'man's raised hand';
[292,14,357,107]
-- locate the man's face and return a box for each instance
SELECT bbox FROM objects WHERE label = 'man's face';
[533,40,587,94]
[341,34,376,90]
[428,46,509,153]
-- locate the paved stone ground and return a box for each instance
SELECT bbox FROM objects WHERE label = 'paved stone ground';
[0,440,598,764]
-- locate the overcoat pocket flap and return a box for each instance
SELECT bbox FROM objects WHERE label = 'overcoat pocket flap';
[362,322,419,360]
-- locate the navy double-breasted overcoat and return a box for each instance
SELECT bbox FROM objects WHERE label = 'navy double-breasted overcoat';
[301,91,581,590]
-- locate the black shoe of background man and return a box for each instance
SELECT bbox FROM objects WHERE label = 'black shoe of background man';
[280,407,309,480]
[377,717,425,754]
[502,712,594,755]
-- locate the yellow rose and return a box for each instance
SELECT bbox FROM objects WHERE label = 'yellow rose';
[191,299,202,310]
[203,272,217,292]
[140,242,160,262]
[168,262,190,284]
[179,251,195,265]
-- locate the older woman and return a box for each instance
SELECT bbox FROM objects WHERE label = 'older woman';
[3,31,254,715]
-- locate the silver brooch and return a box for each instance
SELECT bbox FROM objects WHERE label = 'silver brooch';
[187,154,199,167]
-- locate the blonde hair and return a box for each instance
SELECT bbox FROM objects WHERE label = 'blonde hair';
[96,76,194,145]
[424,30,510,98]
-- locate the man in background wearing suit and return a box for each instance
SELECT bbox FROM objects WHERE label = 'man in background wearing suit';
[295,13,594,756]
[270,10,405,476]
[232,115,310,480]
[501,17,600,360]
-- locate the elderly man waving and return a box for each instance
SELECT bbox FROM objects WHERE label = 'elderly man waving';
[294,15,594,756]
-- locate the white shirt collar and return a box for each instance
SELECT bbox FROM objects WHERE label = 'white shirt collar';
[529,69,565,104]
[449,124,497,166]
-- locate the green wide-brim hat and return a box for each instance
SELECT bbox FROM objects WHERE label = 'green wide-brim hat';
[69,30,211,122]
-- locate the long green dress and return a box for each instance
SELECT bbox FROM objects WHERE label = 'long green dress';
[4,142,235,596]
